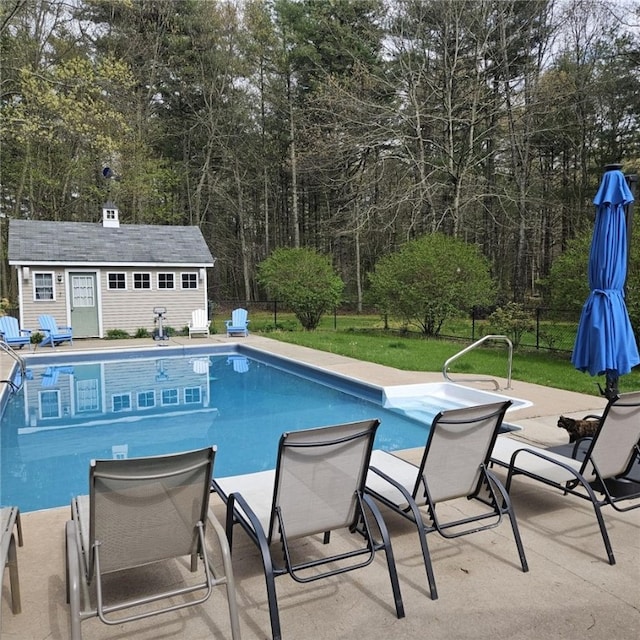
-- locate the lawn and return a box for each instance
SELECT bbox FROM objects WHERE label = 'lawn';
[222,311,640,397]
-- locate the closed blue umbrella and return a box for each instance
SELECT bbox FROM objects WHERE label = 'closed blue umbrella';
[571,168,639,398]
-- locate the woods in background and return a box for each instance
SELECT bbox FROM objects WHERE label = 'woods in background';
[1,0,638,310]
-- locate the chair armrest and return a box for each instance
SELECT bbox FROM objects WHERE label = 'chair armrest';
[20,329,32,336]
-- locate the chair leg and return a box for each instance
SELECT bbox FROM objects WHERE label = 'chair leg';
[66,521,83,640]
[487,469,529,573]
[7,533,21,614]
[207,510,242,640]
[363,494,405,618]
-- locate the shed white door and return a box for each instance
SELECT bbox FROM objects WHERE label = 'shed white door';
[69,273,99,337]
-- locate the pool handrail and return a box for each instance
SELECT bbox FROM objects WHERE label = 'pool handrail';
[0,338,27,393]
[442,334,513,390]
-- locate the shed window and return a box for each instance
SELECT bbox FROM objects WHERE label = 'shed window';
[157,273,175,289]
[34,272,54,300]
[181,273,198,289]
[108,273,126,289]
[133,273,151,289]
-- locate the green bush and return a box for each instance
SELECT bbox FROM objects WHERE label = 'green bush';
[367,233,496,336]
[258,247,344,331]
[134,327,150,338]
[106,329,130,340]
[486,303,534,348]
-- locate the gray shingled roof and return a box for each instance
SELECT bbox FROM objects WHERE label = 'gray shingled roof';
[8,219,214,265]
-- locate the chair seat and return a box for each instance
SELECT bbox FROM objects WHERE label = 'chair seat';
[367,450,426,508]
[214,470,275,533]
[491,436,590,483]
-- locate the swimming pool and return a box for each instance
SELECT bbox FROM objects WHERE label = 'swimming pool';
[0,345,529,512]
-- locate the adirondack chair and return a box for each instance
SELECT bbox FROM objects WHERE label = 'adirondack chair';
[188,309,210,338]
[0,316,31,350]
[225,308,249,337]
[38,315,73,348]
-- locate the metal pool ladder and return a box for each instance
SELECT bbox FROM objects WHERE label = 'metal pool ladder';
[0,338,27,392]
[442,334,513,391]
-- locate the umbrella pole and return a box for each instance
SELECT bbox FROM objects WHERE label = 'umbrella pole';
[603,370,619,400]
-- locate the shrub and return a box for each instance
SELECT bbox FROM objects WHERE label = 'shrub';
[106,329,130,340]
[486,303,534,348]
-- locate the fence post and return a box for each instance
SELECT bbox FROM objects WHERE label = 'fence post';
[471,308,476,341]
[536,308,540,350]
[274,300,277,327]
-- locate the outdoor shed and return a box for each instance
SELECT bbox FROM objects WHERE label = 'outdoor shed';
[8,203,215,338]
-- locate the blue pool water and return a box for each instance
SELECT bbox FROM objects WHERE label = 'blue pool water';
[0,346,512,512]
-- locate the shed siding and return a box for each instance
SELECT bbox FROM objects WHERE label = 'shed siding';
[17,265,208,339]
[20,266,69,335]
[99,269,207,335]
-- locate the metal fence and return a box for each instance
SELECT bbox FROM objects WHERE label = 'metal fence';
[213,301,581,353]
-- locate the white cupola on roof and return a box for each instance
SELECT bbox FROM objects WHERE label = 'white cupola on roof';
[102,201,120,228]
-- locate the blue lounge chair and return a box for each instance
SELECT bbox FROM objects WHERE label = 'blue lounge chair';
[38,314,73,348]
[0,316,32,350]
[225,308,249,337]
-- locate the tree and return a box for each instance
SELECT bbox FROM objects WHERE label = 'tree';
[368,233,495,335]
[257,247,344,330]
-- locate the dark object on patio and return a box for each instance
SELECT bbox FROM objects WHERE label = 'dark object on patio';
[212,419,405,640]
[366,401,528,601]
[557,415,601,443]
[491,390,640,565]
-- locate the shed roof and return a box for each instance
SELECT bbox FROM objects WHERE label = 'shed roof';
[8,219,215,266]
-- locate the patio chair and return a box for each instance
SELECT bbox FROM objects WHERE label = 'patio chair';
[0,316,31,350]
[491,390,640,565]
[225,308,249,337]
[189,308,210,338]
[38,314,73,348]
[65,447,241,640]
[1,506,23,614]
[212,419,405,640]
[366,401,528,601]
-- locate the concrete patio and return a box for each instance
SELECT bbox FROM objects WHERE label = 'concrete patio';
[1,335,639,639]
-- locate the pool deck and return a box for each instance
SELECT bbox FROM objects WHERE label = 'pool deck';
[1,335,639,639]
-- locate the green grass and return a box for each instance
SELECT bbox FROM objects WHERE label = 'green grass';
[255,324,640,397]
[210,309,639,396]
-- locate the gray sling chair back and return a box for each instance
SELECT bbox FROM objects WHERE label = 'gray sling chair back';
[366,401,529,601]
[491,390,640,565]
[65,446,241,639]
[212,419,405,640]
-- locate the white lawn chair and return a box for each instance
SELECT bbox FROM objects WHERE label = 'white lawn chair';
[188,309,210,338]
